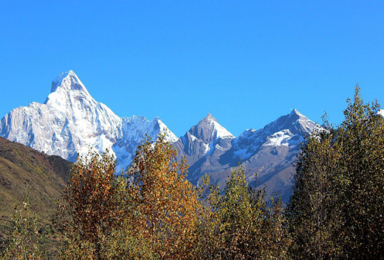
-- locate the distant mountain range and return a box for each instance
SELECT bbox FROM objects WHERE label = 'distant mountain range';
[0,71,320,202]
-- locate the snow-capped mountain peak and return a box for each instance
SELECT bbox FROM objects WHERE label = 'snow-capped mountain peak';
[289,109,318,133]
[290,108,303,117]
[0,71,177,171]
[50,70,89,94]
[191,114,234,143]
[204,113,215,121]
[263,109,317,135]
[173,114,234,172]
[0,70,325,204]
[45,70,93,111]
[233,109,320,161]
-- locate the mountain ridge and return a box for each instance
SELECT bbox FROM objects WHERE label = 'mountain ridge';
[0,71,176,172]
[0,70,320,202]
[177,108,319,203]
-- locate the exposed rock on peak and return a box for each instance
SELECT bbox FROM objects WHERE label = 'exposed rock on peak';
[233,110,318,156]
[203,113,216,121]
[173,114,234,184]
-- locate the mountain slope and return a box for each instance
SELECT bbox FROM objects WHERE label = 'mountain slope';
[0,70,320,203]
[173,114,234,183]
[179,109,320,203]
[0,136,71,254]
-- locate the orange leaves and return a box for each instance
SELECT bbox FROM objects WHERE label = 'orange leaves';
[126,134,201,259]
[55,149,130,259]
[52,134,290,259]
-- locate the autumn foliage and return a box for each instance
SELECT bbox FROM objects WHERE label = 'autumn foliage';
[51,134,290,259]
[4,87,384,259]
[126,135,203,258]
[1,197,42,260]
[54,150,128,259]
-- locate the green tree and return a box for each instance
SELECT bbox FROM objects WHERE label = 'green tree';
[204,166,290,259]
[1,197,43,260]
[335,87,384,258]
[287,86,384,259]
[286,119,342,259]
[192,175,222,259]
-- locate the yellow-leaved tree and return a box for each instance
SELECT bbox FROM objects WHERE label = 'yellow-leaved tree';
[126,134,203,259]
[55,134,208,259]
[54,150,130,259]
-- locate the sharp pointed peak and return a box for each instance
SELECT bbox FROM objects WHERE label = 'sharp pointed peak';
[52,70,78,86]
[50,70,89,95]
[202,113,217,122]
[289,108,305,118]
[187,113,234,141]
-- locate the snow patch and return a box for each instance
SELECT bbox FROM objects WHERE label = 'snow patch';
[264,130,291,147]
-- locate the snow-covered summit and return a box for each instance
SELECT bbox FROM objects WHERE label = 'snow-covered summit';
[1,71,324,203]
[192,114,234,142]
[290,108,303,117]
[233,109,320,160]
[50,70,89,94]
[0,71,177,171]
[173,114,234,171]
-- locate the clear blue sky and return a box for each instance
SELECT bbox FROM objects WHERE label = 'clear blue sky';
[1,1,384,137]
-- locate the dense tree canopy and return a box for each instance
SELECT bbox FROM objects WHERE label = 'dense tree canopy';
[11,87,384,259]
[287,87,384,259]
[209,166,290,259]
[126,134,203,259]
[52,134,290,259]
[54,150,129,259]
